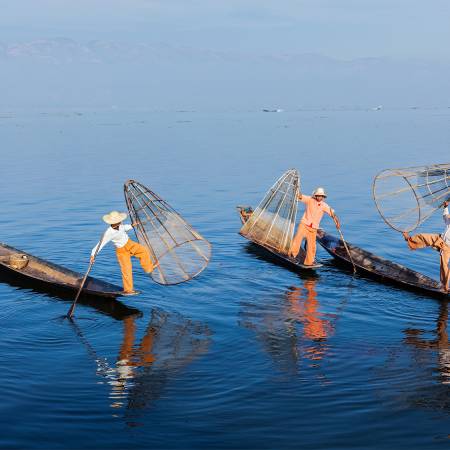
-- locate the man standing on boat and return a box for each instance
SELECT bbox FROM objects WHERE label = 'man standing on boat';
[402,201,450,292]
[289,188,340,266]
[90,211,156,295]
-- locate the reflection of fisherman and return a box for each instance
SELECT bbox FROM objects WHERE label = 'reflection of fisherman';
[91,211,156,295]
[109,316,157,408]
[289,188,340,266]
[404,302,450,384]
[402,201,450,292]
[287,280,334,361]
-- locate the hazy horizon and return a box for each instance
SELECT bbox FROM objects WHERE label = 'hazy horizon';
[1,1,450,109]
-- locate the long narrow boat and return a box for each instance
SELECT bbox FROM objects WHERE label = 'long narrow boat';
[0,242,124,298]
[316,230,449,299]
[237,206,322,271]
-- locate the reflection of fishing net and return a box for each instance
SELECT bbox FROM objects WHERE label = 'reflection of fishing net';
[373,163,450,232]
[124,180,211,285]
[240,169,299,253]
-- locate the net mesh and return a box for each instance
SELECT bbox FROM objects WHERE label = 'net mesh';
[124,180,211,285]
[239,169,299,254]
[373,163,450,232]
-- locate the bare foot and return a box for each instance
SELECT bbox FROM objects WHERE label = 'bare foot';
[122,290,140,296]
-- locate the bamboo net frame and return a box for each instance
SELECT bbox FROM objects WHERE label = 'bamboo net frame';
[372,163,450,232]
[240,169,300,254]
[124,180,211,285]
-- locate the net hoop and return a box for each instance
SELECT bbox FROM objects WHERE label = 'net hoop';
[124,180,211,286]
[240,169,300,254]
[372,163,450,233]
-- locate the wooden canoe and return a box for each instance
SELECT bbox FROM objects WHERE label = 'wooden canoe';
[237,206,322,271]
[0,242,124,298]
[316,229,449,299]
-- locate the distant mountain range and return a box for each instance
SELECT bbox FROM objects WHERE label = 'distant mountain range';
[1,37,447,70]
[1,38,449,109]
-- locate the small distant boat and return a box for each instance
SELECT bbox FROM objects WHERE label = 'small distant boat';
[372,105,383,111]
[0,242,123,298]
[316,230,449,298]
[262,108,283,113]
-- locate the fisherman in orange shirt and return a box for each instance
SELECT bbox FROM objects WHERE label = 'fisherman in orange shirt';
[289,187,340,266]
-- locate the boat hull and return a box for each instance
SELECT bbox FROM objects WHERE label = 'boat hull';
[316,229,448,299]
[0,242,124,298]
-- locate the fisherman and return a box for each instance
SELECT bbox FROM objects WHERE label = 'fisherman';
[289,187,340,266]
[402,201,450,292]
[91,211,156,295]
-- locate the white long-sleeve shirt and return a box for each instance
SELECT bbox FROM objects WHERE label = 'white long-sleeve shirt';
[443,207,450,246]
[91,224,133,257]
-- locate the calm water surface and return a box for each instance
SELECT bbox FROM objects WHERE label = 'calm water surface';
[0,109,450,449]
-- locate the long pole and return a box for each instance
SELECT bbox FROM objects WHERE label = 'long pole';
[336,226,357,274]
[67,231,106,318]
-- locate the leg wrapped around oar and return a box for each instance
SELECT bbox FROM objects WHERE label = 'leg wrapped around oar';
[116,240,155,293]
[440,246,450,291]
[405,233,450,291]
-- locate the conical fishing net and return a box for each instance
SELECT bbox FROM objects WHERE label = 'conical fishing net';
[373,163,450,232]
[240,169,300,254]
[124,180,211,285]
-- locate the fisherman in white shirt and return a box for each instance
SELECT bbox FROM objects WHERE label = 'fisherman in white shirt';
[403,201,450,292]
[91,211,156,295]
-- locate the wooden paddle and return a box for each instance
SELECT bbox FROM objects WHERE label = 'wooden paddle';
[337,228,357,274]
[332,214,357,274]
[67,231,106,319]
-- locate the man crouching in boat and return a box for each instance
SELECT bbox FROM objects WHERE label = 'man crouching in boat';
[402,201,450,293]
[289,187,340,266]
[90,211,156,295]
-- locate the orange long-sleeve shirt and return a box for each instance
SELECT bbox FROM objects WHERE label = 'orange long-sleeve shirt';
[300,195,332,229]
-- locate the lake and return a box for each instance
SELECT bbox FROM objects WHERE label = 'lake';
[1,108,449,449]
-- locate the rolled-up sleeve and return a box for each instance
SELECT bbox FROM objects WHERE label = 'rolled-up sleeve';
[444,207,450,223]
[323,203,333,216]
[300,195,311,204]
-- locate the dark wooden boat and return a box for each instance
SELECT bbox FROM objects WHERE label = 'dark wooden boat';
[0,242,124,298]
[237,206,322,271]
[316,229,449,299]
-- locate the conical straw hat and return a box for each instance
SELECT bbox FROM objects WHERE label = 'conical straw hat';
[312,187,327,198]
[103,211,127,224]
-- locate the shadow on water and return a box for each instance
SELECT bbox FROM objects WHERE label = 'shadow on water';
[239,277,353,380]
[0,270,141,320]
[243,242,320,279]
[70,308,212,426]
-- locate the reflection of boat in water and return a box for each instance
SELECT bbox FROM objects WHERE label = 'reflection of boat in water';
[239,278,339,375]
[0,265,139,320]
[71,308,211,419]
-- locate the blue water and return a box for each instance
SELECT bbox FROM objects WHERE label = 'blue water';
[0,108,449,449]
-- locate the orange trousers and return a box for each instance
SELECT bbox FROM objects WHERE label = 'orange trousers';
[290,222,317,265]
[116,240,154,292]
[407,233,450,290]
